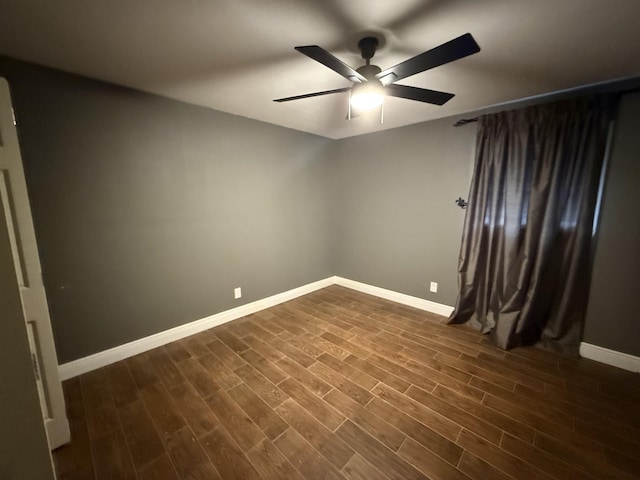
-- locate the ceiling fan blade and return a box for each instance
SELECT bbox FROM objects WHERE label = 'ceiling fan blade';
[295,45,367,83]
[376,33,480,85]
[273,87,351,103]
[385,84,455,105]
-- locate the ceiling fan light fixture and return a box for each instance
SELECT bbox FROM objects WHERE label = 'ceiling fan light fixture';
[350,81,384,110]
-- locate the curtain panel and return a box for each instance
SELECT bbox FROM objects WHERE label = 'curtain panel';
[448,96,615,355]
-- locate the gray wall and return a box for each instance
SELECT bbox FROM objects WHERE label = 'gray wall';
[0,194,55,479]
[2,55,638,364]
[0,56,334,363]
[583,92,640,356]
[332,118,477,306]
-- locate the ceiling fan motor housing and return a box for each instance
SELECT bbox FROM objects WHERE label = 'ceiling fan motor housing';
[358,37,379,62]
[356,64,382,80]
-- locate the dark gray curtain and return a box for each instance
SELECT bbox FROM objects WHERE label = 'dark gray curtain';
[448,96,615,355]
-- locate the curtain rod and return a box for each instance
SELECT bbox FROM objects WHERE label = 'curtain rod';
[453,118,478,127]
[452,85,640,128]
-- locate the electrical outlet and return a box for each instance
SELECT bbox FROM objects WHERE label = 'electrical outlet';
[234,287,242,299]
[430,282,438,293]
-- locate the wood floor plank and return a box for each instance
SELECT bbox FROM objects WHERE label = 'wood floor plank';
[434,351,516,391]
[242,316,278,340]
[117,398,165,469]
[268,336,317,367]
[482,393,604,456]
[574,418,640,458]
[348,333,403,359]
[500,433,599,480]
[276,355,331,396]
[372,383,461,442]
[168,381,220,438]
[400,331,466,358]
[270,314,307,336]
[91,429,137,480]
[344,354,410,393]
[275,398,355,469]
[406,385,503,445]
[431,385,534,444]
[234,363,289,408]
[240,348,287,383]
[200,428,262,480]
[246,438,305,480]
[477,351,567,388]
[317,352,379,391]
[534,431,638,480]
[81,369,120,441]
[127,353,160,390]
[254,315,286,335]
[176,357,220,399]
[163,341,191,363]
[457,451,513,480]
[605,447,640,477]
[515,382,639,442]
[228,383,288,440]
[542,382,639,428]
[136,454,179,480]
[321,331,372,358]
[462,353,546,392]
[147,347,185,389]
[105,362,139,407]
[398,348,470,383]
[206,338,244,370]
[299,331,351,360]
[204,387,265,451]
[375,331,439,359]
[214,328,250,353]
[180,336,211,359]
[280,331,325,357]
[397,438,472,480]
[324,389,406,452]
[366,396,463,466]
[224,318,255,339]
[337,314,383,335]
[336,420,428,480]
[274,428,347,480]
[165,426,222,480]
[52,382,95,480]
[307,316,357,339]
[278,377,345,431]
[140,382,186,439]
[243,334,285,362]
[198,353,243,391]
[341,453,391,480]
[365,353,438,393]
[309,361,373,406]
[457,429,556,480]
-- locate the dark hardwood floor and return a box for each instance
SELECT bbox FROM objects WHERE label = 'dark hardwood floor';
[53,285,640,479]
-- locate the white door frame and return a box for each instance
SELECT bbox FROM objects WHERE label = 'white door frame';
[0,77,70,449]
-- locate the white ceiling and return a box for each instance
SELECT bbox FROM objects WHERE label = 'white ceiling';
[1,0,640,139]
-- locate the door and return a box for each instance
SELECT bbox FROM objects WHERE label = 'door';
[0,77,70,449]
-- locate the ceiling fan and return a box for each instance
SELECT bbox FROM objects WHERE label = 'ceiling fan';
[274,33,480,117]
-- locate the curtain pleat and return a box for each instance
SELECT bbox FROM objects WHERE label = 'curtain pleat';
[449,96,614,355]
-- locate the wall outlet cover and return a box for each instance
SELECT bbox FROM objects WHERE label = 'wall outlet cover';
[234,287,242,299]
[430,282,438,293]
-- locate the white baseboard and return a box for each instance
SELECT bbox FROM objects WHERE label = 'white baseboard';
[58,277,335,380]
[334,276,454,317]
[580,342,640,373]
[58,275,455,380]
